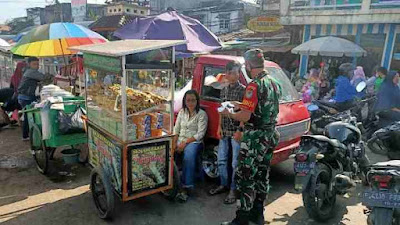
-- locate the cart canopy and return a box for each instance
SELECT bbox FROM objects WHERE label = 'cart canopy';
[69,39,186,57]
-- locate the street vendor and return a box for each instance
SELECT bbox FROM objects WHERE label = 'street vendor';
[18,57,51,140]
[221,49,281,225]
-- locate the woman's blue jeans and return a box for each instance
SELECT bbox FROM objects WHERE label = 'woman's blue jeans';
[181,142,202,188]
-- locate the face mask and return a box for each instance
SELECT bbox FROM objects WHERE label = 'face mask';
[246,68,252,78]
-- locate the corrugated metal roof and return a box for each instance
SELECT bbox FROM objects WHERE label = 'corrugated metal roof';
[89,14,138,30]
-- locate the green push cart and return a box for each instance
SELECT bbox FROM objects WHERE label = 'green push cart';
[24,96,87,174]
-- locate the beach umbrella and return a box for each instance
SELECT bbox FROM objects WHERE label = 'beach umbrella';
[292,36,367,57]
[114,10,222,53]
[11,22,107,57]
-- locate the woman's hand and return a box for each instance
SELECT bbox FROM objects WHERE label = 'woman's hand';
[177,142,186,152]
[233,131,243,142]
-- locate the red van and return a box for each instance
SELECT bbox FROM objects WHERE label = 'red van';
[175,55,310,178]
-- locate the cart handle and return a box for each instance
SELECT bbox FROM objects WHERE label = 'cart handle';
[49,100,85,105]
[20,108,41,113]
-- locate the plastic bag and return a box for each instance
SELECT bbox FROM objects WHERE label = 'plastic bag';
[58,107,85,134]
[0,108,10,127]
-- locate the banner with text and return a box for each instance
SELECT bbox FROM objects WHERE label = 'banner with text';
[130,141,169,193]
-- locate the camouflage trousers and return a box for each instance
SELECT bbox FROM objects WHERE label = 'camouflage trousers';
[235,129,279,212]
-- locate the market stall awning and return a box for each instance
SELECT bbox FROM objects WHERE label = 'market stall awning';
[114,10,222,53]
[291,36,367,57]
[69,39,187,57]
[0,38,10,47]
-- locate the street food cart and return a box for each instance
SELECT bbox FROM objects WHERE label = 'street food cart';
[25,95,86,174]
[70,40,186,219]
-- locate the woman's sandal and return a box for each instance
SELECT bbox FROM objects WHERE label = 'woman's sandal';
[176,192,189,203]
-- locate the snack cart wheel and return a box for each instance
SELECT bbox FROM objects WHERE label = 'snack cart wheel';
[29,123,49,174]
[161,162,180,201]
[90,166,115,220]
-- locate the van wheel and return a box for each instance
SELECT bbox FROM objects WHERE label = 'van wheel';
[202,146,219,179]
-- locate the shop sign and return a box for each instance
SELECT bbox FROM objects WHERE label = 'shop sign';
[130,141,169,192]
[88,127,122,193]
[84,53,121,73]
[247,16,283,33]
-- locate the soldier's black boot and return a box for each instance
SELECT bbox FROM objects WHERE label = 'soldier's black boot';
[249,194,266,225]
[249,200,265,225]
[221,210,250,225]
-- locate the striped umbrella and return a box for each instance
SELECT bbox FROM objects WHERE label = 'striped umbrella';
[11,22,108,57]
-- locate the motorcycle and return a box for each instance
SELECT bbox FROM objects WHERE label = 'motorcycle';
[292,113,370,221]
[363,160,400,225]
[367,121,400,159]
[307,83,376,135]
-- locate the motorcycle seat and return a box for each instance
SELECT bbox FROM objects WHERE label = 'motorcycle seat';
[317,100,340,110]
[372,160,400,168]
[302,135,347,149]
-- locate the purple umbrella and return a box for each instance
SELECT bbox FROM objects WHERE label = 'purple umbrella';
[114,10,222,53]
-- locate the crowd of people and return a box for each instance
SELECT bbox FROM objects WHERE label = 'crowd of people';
[300,62,400,123]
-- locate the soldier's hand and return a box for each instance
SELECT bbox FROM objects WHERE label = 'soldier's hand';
[220,108,230,116]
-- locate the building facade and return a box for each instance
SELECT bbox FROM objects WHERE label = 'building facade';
[39,3,73,24]
[105,0,150,16]
[280,0,400,76]
[183,2,245,35]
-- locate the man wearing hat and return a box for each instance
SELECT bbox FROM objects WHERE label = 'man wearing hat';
[221,49,281,225]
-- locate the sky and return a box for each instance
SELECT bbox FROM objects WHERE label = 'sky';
[0,0,105,23]
[0,0,256,24]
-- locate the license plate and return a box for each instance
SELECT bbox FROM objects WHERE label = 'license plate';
[362,190,400,208]
[294,162,315,174]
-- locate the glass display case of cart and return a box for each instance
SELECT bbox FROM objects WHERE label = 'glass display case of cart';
[82,42,181,143]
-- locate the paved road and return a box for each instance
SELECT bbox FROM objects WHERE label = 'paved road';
[0,126,387,225]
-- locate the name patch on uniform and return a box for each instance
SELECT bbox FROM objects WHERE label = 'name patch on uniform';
[241,83,258,112]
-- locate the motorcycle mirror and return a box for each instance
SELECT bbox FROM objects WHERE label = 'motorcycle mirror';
[307,104,319,112]
[356,81,367,93]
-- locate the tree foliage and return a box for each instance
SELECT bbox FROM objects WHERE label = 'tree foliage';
[6,18,34,34]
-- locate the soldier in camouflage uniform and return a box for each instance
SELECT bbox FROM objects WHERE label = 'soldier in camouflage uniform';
[221,49,281,225]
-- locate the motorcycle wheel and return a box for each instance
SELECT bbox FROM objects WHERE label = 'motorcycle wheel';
[303,163,336,221]
[368,137,388,156]
[368,208,394,225]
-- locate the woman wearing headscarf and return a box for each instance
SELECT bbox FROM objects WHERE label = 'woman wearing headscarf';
[0,61,26,113]
[375,71,400,122]
[301,68,320,103]
[351,66,366,98]
[10,61,27,94]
